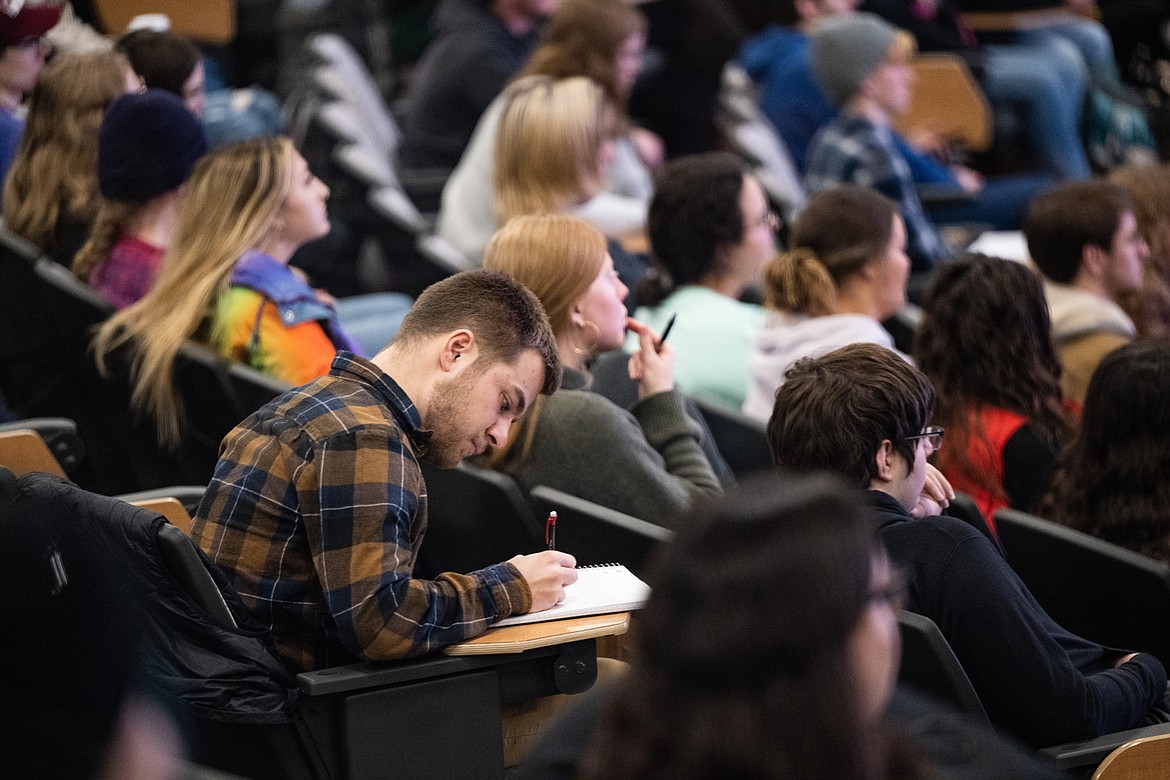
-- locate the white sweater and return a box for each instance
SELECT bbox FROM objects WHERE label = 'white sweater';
[742,311,907,422]
[436,93,651,261]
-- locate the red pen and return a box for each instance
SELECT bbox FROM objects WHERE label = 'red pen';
[545,511,557,551]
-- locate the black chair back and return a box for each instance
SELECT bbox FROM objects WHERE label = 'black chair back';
[413,461,543,580]
[995,508,1170,668]
[227,361,290,421]
[0,254,166,494]
[156,522,239,628]
[529,485,673,579]
[946,492,1003,554]
[897,610,988,722]
[692,396,774,478]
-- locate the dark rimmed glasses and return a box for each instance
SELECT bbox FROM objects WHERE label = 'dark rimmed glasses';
[904,425,944,452]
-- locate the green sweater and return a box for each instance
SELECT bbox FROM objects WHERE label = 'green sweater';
[502,368,722,528]
[631,286,765,411]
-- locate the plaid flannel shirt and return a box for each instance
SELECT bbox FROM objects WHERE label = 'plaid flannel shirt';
[805,112,948,271]
[191,352,532,672]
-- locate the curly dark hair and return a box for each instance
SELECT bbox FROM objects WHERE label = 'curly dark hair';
[1041,340,1170,563]
[579,472,920,780]
[641,152,749,305]
[914,256,1070,505]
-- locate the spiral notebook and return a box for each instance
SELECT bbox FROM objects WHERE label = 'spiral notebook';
[493,563,650,627]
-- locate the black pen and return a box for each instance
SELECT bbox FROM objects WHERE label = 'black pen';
[656,313,677,354]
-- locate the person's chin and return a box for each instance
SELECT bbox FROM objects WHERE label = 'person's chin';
[420,449,462,469]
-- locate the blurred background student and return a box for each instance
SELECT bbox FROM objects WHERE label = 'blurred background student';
[1042,340,1170,565]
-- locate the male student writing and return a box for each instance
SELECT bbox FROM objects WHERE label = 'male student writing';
[192,271,576,673]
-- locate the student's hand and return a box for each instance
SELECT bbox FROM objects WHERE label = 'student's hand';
[629,127,665,170]
[951,166,984,194]
[912,463,955,518]
[625,317,675,399]
[1113,652,1141,668]
[509,551,578,613]
[904,125,948,160]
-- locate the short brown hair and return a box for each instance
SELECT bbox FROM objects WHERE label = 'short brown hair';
[392,270,562,396]
[1025,181,1133,284]
[767,343,934,488]
[117,29,200,95]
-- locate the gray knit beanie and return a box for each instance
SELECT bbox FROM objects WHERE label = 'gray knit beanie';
[809,12,898,107]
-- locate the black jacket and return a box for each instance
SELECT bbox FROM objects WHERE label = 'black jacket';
[399,0,541,170]
[7,472,294,726]
[870,489,1167,746]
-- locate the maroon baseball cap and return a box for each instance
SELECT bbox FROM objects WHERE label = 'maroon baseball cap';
[0,1,63,46]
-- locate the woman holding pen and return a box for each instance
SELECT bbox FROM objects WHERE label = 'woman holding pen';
[480,213,722,527]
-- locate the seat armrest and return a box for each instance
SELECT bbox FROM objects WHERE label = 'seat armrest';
[297,640,596,698]
[1044,722,1170,769]
[917,183,978,206]
[118,485,207,513]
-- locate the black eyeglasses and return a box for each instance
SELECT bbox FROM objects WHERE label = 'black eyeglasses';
[748,208,780,232]
[904,425,944,451]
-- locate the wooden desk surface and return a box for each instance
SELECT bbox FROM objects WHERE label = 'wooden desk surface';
[443,612,631,656]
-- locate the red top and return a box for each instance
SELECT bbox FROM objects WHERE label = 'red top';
[939,406,1027,536]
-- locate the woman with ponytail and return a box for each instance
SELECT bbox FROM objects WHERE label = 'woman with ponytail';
[742,185,910,422]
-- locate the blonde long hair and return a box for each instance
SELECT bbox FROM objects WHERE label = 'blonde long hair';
[493,76,615,225]
[91,137,295,446]
[3,50,130,249]
[481,213,609,469]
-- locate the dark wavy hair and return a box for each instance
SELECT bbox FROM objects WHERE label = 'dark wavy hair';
[1041,340,1170,563]
[580,472,913,780]
[641,152,749,306]
[914,256,1070,505]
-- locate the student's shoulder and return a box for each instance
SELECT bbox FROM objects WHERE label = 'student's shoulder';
[269,376,409,443]
[879,512,992,558]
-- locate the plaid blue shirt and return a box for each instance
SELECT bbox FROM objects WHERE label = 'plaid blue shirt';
[191,352,532,672]
[805,112,948,271]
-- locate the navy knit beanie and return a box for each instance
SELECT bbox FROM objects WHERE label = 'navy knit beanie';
[98,89,208,202]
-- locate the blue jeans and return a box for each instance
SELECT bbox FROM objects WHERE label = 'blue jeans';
[927,172,1056,231]
[982,39,1090,179]
[202,88,284,148]
[1016,17,1119,85]
[335,292,414,357]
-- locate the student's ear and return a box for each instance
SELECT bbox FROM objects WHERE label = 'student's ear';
[1081,243,1108,281]
[857,71,880,102]
[873,439,898,484]
[438,329,477,372]
[567,303,586,330]
[793,0,819,23]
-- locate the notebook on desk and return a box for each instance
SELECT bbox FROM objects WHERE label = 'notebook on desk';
[493,563,650,627]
